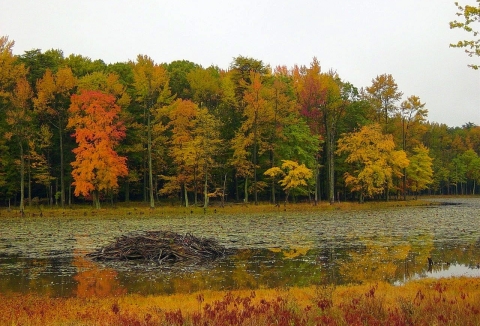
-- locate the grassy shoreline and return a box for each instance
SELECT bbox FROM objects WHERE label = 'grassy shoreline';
[1,197,445,219]
[2,277,480,325]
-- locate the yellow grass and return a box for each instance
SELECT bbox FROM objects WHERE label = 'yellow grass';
[2,277,480,325]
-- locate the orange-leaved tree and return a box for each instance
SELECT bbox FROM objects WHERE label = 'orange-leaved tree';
[67,90,127,208]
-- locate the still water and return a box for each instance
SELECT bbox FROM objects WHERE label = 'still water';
[1,198,479,297]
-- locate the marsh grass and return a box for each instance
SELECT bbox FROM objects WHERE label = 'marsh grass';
[2,278,480,325]
[1,198,437,219]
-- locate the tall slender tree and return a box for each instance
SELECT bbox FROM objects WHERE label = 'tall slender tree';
[132,55,172,208]
[399,95,428,199]
[34,67,77,206]
[365,74,403,133]
[297,59,345,204]
[5,76,34,213]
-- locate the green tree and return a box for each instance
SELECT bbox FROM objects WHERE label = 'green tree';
[266,67,319,204]
[166,60,199,99]
[17,48,64,86]
[0,36,28,205]
[187,66,221,109]
[64,54,107,77]
[450,156,468,194]
[458,149,480,193]
[450,0,480,69]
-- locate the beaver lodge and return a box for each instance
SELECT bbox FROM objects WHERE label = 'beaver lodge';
[87,230,233,264]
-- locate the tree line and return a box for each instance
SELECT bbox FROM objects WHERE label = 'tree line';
[1,35,479,210]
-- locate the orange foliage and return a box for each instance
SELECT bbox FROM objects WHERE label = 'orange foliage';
[67,90,128,205]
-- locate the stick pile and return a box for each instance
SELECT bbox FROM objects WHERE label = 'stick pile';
[87,230,232,264]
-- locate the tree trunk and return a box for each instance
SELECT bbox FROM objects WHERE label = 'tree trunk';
[222,173,227,207]
[147,109,155,208]
[68,183,72,206]
[253,105,258,205]
[27,155,32,208]
[203,163,208,208]
[402,118,407,201]
[253,139,258,205]
[244,177,248,203]
[184,184,189,207]
[326,124,335,205]
[235,173,239,202]
[125,180,130,203]
[58,115,65,208]
[271,179,276,205]
[322,105,338,206]
[194,166,198,206]
[93,190,100,209]
[314,164,319,205]
[19,142,25,214]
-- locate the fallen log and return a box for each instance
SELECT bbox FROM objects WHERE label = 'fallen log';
[87,230,233,264]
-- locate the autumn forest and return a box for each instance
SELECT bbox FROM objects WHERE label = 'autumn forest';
[1,35,479,210]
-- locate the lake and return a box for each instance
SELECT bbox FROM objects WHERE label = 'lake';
[1,198,479,297]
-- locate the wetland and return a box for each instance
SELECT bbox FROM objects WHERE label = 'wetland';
[0,197,479,297]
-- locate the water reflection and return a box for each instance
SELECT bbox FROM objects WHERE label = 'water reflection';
[1,239,479,297]
[0,255,76,297]
[73,254,126,297]
[1,198,480,297]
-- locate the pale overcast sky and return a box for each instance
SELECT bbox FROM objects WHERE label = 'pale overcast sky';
[1,0,479,127]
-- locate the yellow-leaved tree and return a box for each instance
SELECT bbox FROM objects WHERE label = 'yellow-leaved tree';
[34,67,77,206]
[6,76,33,213]
[336,124,409,202]
[264,160,313,205]
[132,55,173,208]
[406,144,434,198]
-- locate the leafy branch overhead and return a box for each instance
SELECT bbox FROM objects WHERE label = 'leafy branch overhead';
[450,0,480,69]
